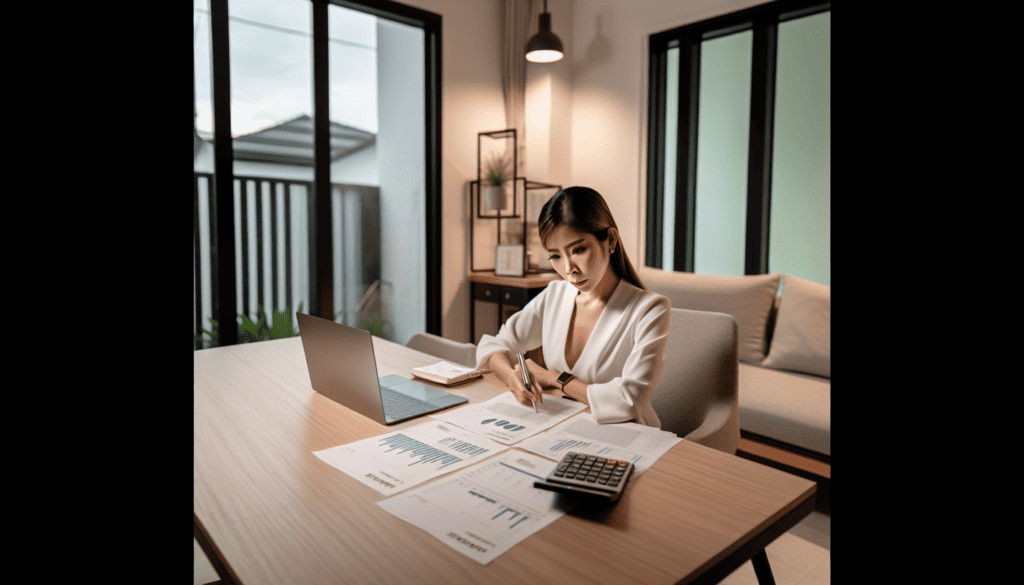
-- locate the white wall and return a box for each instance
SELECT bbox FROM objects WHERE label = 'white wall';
[525,0,573,188]
[397,0,507,344]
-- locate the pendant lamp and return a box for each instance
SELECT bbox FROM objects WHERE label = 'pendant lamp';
[525,0,563,63]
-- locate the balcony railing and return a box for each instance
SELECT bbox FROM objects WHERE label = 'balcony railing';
[194,173,382,349]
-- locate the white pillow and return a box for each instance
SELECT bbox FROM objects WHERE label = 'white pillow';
[761,275,830,378]
[643,270,781,363]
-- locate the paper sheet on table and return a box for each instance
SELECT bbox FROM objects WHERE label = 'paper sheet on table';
[313,421,508,495]
[516,415,682,476]
[430,392,587,445]
[377,451,575,565]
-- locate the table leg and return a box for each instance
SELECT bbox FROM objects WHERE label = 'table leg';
[195,513,240,585]
[751,550,776,585]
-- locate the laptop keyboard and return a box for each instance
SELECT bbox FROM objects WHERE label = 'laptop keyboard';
[380,388,434,419]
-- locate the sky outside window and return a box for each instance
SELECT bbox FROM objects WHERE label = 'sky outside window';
[193,0,379,137]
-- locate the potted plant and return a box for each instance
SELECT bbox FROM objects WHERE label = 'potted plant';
[483,151,511,211]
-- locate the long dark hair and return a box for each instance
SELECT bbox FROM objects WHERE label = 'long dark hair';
[538,186,645,290]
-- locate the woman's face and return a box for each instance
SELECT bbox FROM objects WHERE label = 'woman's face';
[544,225,617,294]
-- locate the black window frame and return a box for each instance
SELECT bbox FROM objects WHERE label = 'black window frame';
[203,0,443,346]
[645,0,829,275]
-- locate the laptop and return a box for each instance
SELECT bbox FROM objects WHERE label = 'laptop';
[296,313,469,425]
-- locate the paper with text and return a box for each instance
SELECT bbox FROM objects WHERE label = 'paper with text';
[516,415,682,476]
[377,451,575,565]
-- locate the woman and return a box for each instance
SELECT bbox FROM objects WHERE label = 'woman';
[475,186,670,427]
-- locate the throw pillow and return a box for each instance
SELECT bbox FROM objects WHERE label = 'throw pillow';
[761,275,830,378]
[642,270,781,363]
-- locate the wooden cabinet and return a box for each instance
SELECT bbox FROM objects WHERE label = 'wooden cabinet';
[468,271,559,344]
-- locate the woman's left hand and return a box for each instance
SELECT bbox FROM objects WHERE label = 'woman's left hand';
[524,359,559,391]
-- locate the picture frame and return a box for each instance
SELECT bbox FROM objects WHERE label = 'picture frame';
[495,245,525,276]
[522,180,561,273]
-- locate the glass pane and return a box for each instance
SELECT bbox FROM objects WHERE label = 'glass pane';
[331,5,425,345]
[693,31,751,277]
[229,0,313,342]
[661,46,679,272]
[194,0,216,348]
[769,11,830,286]
[329,6,379,333]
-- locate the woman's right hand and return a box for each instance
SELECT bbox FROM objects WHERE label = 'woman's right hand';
[488,352,544,407]
[510,360,545,407]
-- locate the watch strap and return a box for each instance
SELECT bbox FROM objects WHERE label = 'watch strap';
[557,371,575,393]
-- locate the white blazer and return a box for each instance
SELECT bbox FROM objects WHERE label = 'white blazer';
[476,279,671,427]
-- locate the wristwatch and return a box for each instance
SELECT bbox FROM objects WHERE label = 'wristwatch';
[556,371,575,394]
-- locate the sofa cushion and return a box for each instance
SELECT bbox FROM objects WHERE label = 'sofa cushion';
[738,362,830,456]
[643,269,781,363]
[761,275,830,378]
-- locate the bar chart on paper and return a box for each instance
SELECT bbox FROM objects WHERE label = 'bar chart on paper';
[313,422,508,495]
[377,451,575,564]
[463,478,532,529]
[450,458,547,530]
[380,433,491,469]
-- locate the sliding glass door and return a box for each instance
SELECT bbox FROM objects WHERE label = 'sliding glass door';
[194,0,441,348]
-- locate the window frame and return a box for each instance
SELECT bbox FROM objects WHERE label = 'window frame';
[203,0,443,345]
[645,0,829,275]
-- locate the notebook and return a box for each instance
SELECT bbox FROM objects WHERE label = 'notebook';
[297,313,468,425]
[411,361,482,386]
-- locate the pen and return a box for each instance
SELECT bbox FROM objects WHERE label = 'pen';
[516,352,538,413]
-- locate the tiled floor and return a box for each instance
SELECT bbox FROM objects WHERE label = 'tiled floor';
[194,511,831,585]
[719,511,831,585]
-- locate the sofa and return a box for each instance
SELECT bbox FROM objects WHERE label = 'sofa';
[642,269,830,467]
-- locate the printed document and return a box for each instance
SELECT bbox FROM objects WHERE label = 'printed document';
[431,392,586,445]
[377,450,575,565]
[516,415,682,476]
[313,421,508,495]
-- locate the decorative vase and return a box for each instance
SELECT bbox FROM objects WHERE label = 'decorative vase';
[484,184,506,211]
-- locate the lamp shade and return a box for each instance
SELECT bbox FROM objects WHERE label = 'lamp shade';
[526,12,563,63]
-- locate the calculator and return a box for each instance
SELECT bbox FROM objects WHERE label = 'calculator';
[533,452,635,505]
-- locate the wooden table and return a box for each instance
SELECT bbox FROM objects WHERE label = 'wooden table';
[194,336,815,585]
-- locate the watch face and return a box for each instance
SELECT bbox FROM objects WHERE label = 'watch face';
[557,372,573,384]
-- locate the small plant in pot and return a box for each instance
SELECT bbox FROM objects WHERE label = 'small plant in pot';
[483,151,511,211]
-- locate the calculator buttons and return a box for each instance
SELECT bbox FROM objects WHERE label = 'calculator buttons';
[546,454,632,489]
[535,452,634,505]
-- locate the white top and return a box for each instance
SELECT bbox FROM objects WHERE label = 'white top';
[476,279,671,427]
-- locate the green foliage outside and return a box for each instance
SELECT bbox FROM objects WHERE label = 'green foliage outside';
[196,299,390,349]
[196,302,303,348]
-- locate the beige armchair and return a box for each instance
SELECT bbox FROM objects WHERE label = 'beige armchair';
[405,332,478,368]
[649,308,740,454]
